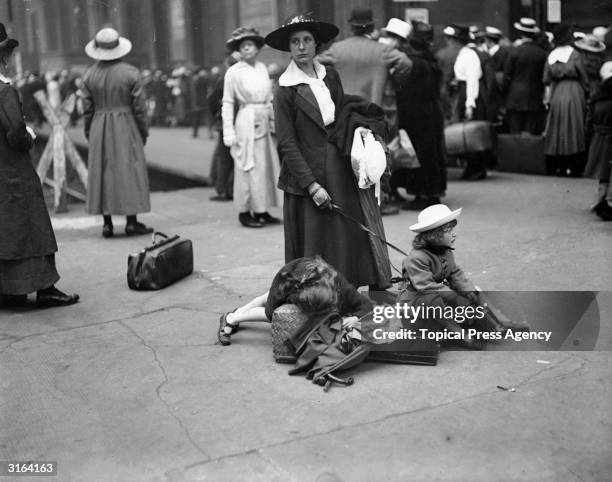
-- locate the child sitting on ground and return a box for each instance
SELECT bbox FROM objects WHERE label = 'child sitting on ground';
[399,204,526,349]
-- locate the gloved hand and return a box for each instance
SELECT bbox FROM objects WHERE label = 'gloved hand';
[308,182,332,210]
[223,134,236,148]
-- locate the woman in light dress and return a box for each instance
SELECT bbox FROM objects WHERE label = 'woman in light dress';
[222,27,282,228]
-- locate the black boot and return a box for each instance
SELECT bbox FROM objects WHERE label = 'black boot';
[239,212,263,228]
[254,212,282,225]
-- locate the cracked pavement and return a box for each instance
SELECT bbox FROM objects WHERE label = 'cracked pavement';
[1,174,611,481]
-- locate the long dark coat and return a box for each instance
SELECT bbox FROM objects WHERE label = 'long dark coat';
[274,66,389,288]
[0,81,57,260]
[391,48,447,198]
[82,60,150,215]
[503,40,548,112]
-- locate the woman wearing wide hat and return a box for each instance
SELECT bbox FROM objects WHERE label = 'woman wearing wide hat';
[83,27,153,237]
[0,23,79,308]
[266,13,391,289]
[542,23,590,176]
[222,26,282,228]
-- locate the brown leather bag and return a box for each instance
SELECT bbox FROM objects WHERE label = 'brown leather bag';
[127,232,193,290]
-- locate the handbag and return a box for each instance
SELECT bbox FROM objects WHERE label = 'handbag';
[127,232,193,290]
[388,129,420,170]
[444,121,494,156]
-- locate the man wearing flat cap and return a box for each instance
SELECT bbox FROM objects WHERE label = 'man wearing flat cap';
[317,7,387,106]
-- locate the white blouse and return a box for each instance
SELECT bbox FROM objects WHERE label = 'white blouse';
[279,59,335,126]
[453,47,482,109]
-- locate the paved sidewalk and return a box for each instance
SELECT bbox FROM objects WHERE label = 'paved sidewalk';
[1,172,611,481]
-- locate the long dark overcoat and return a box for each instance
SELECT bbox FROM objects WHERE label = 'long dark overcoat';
[503,40,548,112]
[82,60,150,215]
[0,81,57,260]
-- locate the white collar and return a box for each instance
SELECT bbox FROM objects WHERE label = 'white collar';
[548,45,574,65]
[279,59,326,87]
[0,73,12,84]
[489,44,500,56]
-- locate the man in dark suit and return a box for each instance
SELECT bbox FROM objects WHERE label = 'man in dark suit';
[503,18,548,134]
[484,26,510,124]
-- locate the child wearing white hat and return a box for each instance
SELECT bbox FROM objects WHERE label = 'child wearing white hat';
[398,204,527,348]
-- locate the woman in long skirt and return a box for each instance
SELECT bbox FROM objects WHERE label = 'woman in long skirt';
[222,27,282,228]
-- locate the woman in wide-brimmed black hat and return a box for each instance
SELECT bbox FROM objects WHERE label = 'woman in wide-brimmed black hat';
[0,23,79,308]
[265,13,391,290]
[221,26,282,228]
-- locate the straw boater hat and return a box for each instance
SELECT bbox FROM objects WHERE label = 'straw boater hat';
[226,26,265,52]
[0,22,19,51]
[484,26,503,40]
[575,34,606,53]
[381,18,412,40]
[348,7,375,27]
[85,28,132,61]
[513,18,540,34]
[409,204,462,233]
[265,13,339,52]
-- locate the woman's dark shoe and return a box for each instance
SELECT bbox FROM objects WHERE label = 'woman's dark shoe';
[36,287,79,308]
[238,213,264,228]
[595,200,612,221]
[125,222,154,236]
[217,312,238,345]
[102,224,114,238]
[255,212,282,225]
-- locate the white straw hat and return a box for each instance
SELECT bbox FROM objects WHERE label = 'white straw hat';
[85,28,132,61]
[382,18,412,40]
[409,204,462,233]
[513,18,540,34]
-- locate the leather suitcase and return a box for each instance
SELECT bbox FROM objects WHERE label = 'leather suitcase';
[445,121,495,156]
[127,232,193,290]
[496,133,546,175]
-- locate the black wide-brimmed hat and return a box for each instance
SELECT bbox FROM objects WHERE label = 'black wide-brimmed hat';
[442,24,471,43]
[265,13,339,52]
[348,7,374,27]
[0,22,19,51]
[410,21,434,45]
[226,26,265,52]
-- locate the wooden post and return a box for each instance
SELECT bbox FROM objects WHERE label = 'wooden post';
[33,91,89,213]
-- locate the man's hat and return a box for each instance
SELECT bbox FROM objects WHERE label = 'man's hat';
[513,17,540,34]
[265,13,339,52]
[85,27,132,61]
[409,204,462,233]
[348,7,374,27]
[381,18,411,40]
[484,26,503,40]
[226,26,265,52]
[443,24,471,43]
[0,22,19,51]
[410,21,434,45]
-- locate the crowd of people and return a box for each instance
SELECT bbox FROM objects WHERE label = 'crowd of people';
[2,8,612,328]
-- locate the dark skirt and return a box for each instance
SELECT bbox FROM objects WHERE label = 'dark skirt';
[283,142,390,288]
[0,254,59,295]
[584,132,612,179]
[544,80,586,156]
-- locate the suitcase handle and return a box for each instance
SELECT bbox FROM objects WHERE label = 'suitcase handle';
[144,232,180,252]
